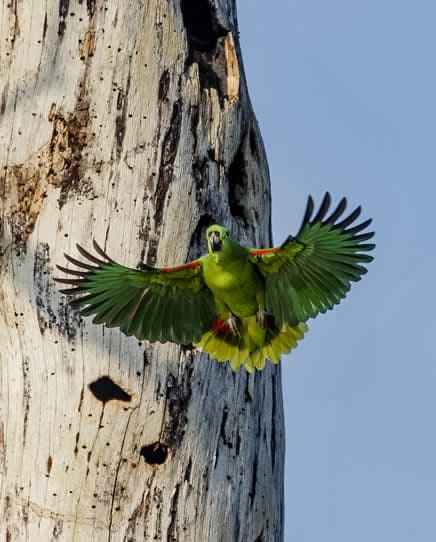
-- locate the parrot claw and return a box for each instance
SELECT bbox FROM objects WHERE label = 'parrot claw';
[227,316,239,335]
[256,308,270,328]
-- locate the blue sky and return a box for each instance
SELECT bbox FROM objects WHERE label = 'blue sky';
[239,2,436,540]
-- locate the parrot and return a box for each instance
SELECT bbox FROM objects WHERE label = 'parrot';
[55,193,375,372]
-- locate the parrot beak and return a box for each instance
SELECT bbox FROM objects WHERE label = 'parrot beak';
[210,232,222,253]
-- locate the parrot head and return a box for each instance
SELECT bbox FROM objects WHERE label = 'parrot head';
[206,225,231,254]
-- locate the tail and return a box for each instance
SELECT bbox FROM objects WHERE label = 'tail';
[195,316,307,372]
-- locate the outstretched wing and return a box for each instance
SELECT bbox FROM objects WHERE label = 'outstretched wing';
[55,242,218,344]
[248,193,375,327]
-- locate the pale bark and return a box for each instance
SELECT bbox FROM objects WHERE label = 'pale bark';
[0,1,284,540]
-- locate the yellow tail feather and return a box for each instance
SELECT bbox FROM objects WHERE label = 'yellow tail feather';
[195,318,308,372]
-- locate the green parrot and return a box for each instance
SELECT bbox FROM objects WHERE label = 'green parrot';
[56,193,375,372]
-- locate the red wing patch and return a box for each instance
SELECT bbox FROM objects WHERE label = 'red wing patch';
[249,247,279,257]
[162,261,201,273]
[211,318,233,335]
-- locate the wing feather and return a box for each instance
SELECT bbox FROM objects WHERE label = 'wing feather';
[249,193,375,327]
[55,243,218,344]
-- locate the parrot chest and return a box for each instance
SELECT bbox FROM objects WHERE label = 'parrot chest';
[203,258,263,317]
[206,267,243,290]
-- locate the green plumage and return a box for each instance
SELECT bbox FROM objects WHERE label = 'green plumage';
[56,193,375,372]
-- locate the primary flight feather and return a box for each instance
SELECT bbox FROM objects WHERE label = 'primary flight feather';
[56,193,375,372]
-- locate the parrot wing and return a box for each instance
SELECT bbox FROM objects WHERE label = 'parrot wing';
[248,193,375,327]
[55,242,218,344]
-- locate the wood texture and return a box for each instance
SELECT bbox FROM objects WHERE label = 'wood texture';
[0,1,285,540]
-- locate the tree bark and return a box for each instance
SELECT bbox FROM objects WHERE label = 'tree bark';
[0,1,284,540]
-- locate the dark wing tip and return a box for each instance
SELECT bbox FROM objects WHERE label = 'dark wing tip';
[323,196,347,225]
[352,231,375,242]
[298,194,374,250]
[53,277,85,286]
[92,240,115,263]
[334,205,362,230]
[63,252,97,271]
[358,243,376,252]
[345,218,373,236]
[310,192,332,224]
[57,286,85,295]
[59,242,117,276]
[56,264,87,277]
[76,243,106,266]
[298,195,315,233]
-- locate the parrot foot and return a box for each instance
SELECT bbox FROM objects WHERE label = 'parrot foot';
[256,308,272,328]
[226,316,239,335]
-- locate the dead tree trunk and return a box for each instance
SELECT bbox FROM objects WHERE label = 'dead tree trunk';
[0,1,284,540]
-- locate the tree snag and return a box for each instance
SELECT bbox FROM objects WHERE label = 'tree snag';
[0,1,284,540]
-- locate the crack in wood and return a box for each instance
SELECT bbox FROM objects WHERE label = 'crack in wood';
[228,139,249,226]
[249,449,258,507]
[125,493,145,541]
[22,355,31,446]
[86,0,96,18]
[158,69,171,102]
[34,242,81,339]
[160,371,192,452]
[108,408,136,540]
[52,519,63,539]
[114,72,131,159]
[271,374,277,470]
[5,495,109,527]
[47,455,53,475]
[0,84,8,116]
[184,458,192,483]
[154,99,183,227]
[58,0,70,38]
[167,483,181,542]
[188,213,215,259]
[42,12,48,40]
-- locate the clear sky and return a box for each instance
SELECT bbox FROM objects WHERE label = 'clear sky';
[238,2,436,541]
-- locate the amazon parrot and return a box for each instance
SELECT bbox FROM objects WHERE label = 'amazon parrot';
[55,193,375,372]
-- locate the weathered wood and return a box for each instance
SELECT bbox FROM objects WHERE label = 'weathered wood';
[0,1,284,540]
